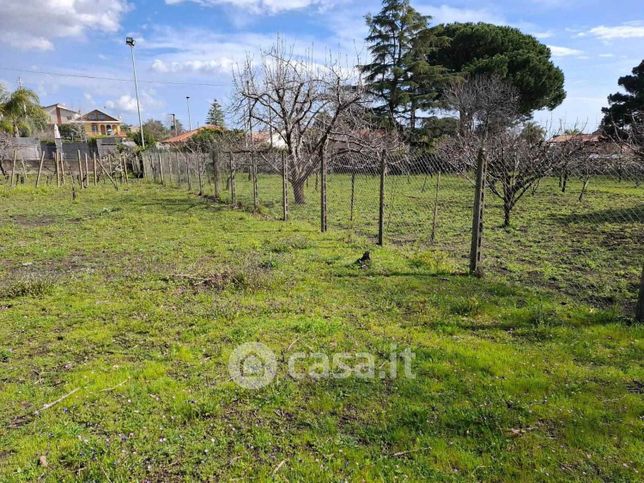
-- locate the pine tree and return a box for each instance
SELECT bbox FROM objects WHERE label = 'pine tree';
[206,99,225,127]
[360,0,446,135]
[601,60,644,137]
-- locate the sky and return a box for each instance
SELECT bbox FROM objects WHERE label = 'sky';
[0,0,642,132]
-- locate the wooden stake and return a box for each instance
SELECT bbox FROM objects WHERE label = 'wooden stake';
[469,148,487,277]
[35,152,45,187]
[19,155,28,184]
[95,157,119,190]
[350,170,356,223]
[158,153,165,185]
[10,150,16,187]
[55,152,61,187]
[84,153,90,188]
[93,153,98,186]
[212,151,220,200]
[77,150,84,189]
[229,152,236,206]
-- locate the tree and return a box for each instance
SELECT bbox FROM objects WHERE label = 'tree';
[0,87,48,137]
[131,119,170,146]
[360,0,447,135]
[58,123,87,142]
[430,23,566,114]
[206,99,225,127]
[601,60,644,137]
[439,76,579,226]
[234,42,364,204]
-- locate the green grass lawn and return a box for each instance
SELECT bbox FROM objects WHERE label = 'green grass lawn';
[0,182,642,480]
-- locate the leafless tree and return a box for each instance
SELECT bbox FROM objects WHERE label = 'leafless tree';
[439,75,583,227]
[233,42,365,204]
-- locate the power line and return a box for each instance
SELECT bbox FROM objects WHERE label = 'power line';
[0,67,226,88]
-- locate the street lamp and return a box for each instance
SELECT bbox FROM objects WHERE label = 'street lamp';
[186,96,193,131]
[126,36,145,149]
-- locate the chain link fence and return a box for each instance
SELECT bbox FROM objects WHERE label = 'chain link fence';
[142,149,643,316]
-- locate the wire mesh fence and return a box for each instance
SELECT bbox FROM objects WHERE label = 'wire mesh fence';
[141,148,643,316]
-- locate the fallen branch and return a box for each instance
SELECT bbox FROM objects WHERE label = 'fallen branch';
[35,387,81,414]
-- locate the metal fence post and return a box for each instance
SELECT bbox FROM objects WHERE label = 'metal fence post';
[469,147,487,276]
[378,150,387,246]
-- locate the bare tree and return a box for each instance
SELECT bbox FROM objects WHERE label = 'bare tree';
[439,76,582,227]
[233,42,364,204]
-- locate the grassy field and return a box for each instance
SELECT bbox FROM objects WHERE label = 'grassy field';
[226,171,643,311]
[0,182,642,480]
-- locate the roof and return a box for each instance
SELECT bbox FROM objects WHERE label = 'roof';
[160,125,222,144]
[549,132,602,143]
[81,109,121,123]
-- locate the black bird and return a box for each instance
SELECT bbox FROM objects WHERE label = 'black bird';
[355,251,371,269]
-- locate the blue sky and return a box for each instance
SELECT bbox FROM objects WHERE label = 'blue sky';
[0,0,642,131]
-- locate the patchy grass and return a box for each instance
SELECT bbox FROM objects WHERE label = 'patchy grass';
[0,182,642,480]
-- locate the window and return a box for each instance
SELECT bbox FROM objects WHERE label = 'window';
[92,124,98,133]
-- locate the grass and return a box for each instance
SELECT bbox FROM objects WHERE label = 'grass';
[0,181,642,480]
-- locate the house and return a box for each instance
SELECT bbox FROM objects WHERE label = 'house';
[43,104,125,138]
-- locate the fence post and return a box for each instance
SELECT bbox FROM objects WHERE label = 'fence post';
[212,151,220,200]
[55,152,61,187]
[469,147,487,276]
[282,152,289,221]
[121,154,128,184]
[430,170,441,243]
[10,150,16,187]
[229,152,237,206]
[252,160,258,210]
[156,153,164,185]
[35,152,45,187]
[84,153,90,188]
[19,156,27,184]
[77,150,84,189]
[93,153,98,186]
[320,153,328,232]
[350,170,356,223]
[186,154,192,191]
[636,265,643,323]
[197,154,204,196]
[378,150,386,246]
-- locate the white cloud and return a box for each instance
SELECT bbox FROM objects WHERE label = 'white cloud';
[417,4,505,25]
[584,24,644,40]
[106,95,139,113]
[0,0,130,51]
[152,58,236,74]
[547,45,584,57]
[165,0,338,15]
[532,31,554,39]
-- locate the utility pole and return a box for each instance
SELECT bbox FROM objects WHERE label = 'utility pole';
[186,97,192,131]
[126,37,145,149]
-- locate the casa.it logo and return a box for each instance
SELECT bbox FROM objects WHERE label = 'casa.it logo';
[228,342,278,389]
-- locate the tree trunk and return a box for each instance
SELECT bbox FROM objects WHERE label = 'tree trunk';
[292,178,306,204]
[503,200,512,228]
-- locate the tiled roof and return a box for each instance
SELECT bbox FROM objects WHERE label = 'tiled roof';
[161,125,223,144]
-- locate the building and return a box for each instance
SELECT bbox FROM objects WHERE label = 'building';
[43,104,125,138]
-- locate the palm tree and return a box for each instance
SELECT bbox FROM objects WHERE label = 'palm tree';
[0,87,48,137]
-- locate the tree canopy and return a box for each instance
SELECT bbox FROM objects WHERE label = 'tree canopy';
[360,0,447,133]
[601,59,644,136]
[429,22,566,114]
[0,86,48,137]
[206,99,225,127]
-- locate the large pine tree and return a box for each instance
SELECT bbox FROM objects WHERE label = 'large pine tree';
[601,60,644,136]
[360,0,446,135]
[206,99,225,127]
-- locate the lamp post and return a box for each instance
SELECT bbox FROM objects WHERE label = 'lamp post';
[186,96,193,131]
[126,36,145,149]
